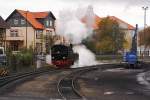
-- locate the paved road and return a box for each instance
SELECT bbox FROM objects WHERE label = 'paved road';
[78,67,150,100]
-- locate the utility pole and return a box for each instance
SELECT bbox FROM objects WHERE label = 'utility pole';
[26,10,28,49]
[142,6,148,56]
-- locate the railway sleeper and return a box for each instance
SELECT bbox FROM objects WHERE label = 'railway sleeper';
[61,87,72,89]
[60,79,72,87]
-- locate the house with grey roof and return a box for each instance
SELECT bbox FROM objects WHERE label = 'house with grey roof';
[0,16,9,49]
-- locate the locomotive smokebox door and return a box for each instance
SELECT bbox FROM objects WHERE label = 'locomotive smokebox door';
[51,44,79,68]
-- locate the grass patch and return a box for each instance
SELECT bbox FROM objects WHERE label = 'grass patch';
[96,55,123,61]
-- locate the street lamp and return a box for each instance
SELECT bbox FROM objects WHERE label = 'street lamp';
[142,6,148,28]
[142,6,148,56]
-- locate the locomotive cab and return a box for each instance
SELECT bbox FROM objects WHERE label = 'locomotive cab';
[51,44,78,68]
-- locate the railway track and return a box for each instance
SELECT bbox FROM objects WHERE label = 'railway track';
[0,64,125,99]
[57,67,98,100]
[0,67,56,91]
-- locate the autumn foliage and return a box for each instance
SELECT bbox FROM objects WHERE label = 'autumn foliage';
[138,26,150,48]
[83,17,126,54]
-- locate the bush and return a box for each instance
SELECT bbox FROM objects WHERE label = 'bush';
[6,47,34,72]
[16,52,33,66]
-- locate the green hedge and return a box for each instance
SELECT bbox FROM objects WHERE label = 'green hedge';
[7,48,34,72]
[16,52,33,66]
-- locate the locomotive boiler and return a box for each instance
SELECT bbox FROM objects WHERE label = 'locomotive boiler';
[51,44,79,68]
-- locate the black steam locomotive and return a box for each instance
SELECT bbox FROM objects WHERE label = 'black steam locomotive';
[51,44,78,68]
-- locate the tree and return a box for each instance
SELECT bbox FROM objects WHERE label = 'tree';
[95,17,126,54]
[138,26,150,49]
[82,37,96,53]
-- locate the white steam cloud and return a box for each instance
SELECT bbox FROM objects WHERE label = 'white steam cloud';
[72,45,98,68]
[64,18,87,44]
[56,5,95,44]
[56,5,99,67]
[56,9,87,44]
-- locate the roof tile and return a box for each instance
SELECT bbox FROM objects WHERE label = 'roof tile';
[108,16,135,30]
[81,15,134,30]
[17,10,50,29]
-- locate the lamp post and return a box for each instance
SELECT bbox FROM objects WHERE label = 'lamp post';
[142,6,148,56]
[142,6,148,28]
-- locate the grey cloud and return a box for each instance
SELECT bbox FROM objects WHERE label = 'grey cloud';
[58,0,150,6]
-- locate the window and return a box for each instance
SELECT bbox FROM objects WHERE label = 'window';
[36,30,43,39]
[0,49,4,54]
[50,20,53,26]
[36,43,42,53]
[46,20,49,27]
[46,30,52,36]
[21,19,26,25]
[10,29,18,37]
[46,30,52,40]
[14,19,18,25]
[0,29,4,38]
[46,30,49,37]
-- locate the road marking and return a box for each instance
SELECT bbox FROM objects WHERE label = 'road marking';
[104,91,114,95]
[105,68,143,73]
[126,91,134,95]
[137,73,149,85]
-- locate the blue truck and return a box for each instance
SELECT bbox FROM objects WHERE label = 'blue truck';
[123,24,140,68]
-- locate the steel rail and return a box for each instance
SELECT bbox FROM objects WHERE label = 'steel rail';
[0,67,55,88]
[57,67,98,100]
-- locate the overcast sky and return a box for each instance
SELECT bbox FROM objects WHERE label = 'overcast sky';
[0,0,150,28]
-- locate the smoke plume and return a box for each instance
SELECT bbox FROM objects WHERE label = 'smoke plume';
[56,5,99,67]
[72,45,98,68]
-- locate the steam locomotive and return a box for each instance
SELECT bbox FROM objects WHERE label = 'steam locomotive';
[51,44,79,68]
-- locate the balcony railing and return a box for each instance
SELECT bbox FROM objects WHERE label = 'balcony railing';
[6,29,24,41]
[6,35,24,41]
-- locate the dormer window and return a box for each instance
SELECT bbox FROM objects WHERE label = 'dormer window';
[14,19,18,25]
[46,20,49,27]
[21,19,26,25]
[50,20,52,26]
